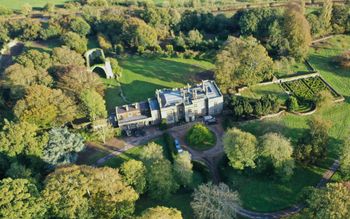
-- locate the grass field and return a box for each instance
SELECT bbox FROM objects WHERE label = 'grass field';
[0,0,71,9]
[104,56,214,112]
[240,83,289,104]
[223,35,350,212]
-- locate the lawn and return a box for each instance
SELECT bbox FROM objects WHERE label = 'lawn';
[0,0,71,9]
[104,56,214,112]
[223,35,350,212]
[240,83,289,103]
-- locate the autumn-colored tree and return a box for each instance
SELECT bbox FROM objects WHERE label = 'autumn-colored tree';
[15,49,52,70]
[51,46,85,66]
[14,85,78,128]
[43,165,139,218]
[2,64,53,99]
[305,183,350,219]
[57,65,104,96]
[283,2,312,60]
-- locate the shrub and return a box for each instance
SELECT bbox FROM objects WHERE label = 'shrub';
[186,123,215,150]
[286,96,299,112]
[159,118,168,130]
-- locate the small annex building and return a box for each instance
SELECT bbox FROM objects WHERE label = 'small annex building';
[116,80,223,130]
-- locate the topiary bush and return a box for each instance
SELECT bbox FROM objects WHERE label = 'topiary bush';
[186,123,216,150]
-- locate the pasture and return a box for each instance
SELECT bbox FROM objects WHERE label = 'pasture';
[0,0,70,9]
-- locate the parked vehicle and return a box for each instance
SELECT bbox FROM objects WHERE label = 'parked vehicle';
[203,115,217,125]
[174,139,183,153]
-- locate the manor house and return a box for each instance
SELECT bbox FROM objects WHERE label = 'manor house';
[116,80,224,130]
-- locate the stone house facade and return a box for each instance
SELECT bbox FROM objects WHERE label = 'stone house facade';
[116,80,223,130]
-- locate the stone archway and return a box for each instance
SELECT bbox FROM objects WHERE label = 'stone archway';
[85,48,114,79]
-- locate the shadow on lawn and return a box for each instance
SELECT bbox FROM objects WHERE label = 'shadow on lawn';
[119,56,205,84]
[309,54,349,78]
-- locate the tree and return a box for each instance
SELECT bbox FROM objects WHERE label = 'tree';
[186,29,203,49]
[295,116,332,163]
[94,123,115,144]
[70,17,91,36]
[0,120,48,157]
[340,139,350,178]
[315,90,333,108]
[215,36,273,91]
[186,123,215,148]
[223,128,258,170]
[141,142,165,164]
[331,5,350,34]
[42,127,85,165]
[15,49,52,70]
[320,0,333,35]
[122,17,158,49]
[56,65,104,96]
[80,89,107,121]
[43,3,54,13]
[140,206,183,219]
[173,151,193,187]
[305,183,350,219]
[14,85,78,128]
[147,158,179,200]
[120,159,146,194]
[258,133,295,180]
[109,58,123,76]
[61,31,87,54]
[51,46,85,66]
[2,64,53,99]
[283,2,312,60]
[97,33,113,53]
[191,183,240,219]
[0,178,45,218]
[43,165,139,218]
[21,3,32,16]
[286,96,299,112]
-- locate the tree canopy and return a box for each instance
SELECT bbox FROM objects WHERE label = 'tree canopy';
[120,159,147,194]
[140,206,183,219]
[42,127,85,165]
[215,36,273,91]
[223,128,258,170]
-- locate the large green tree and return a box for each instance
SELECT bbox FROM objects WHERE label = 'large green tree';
[223,128,258,170]
[0,178,46,218]
[42,127,85,165]
[120,159,147,194]
[320,0,333,34]
[43,165,139,218]
[215,36,273,91]
[0,120,47,157]
[305,183,350,219]
[80,89,107,121]
[61,31,87,54]
[173,151,193,187]
[14,85,78,128]
[258,133,295,180]
[15,49,52,70]
[191,183,241,219]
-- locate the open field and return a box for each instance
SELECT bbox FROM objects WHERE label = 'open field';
[240,83,289,103]
[224,35,350,212]
[0,0,71,9]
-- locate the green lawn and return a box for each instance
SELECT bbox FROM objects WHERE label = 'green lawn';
[0,0,71,9]
[104,56,214,112]
[223,35,350,212]
[240,83,288,104]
